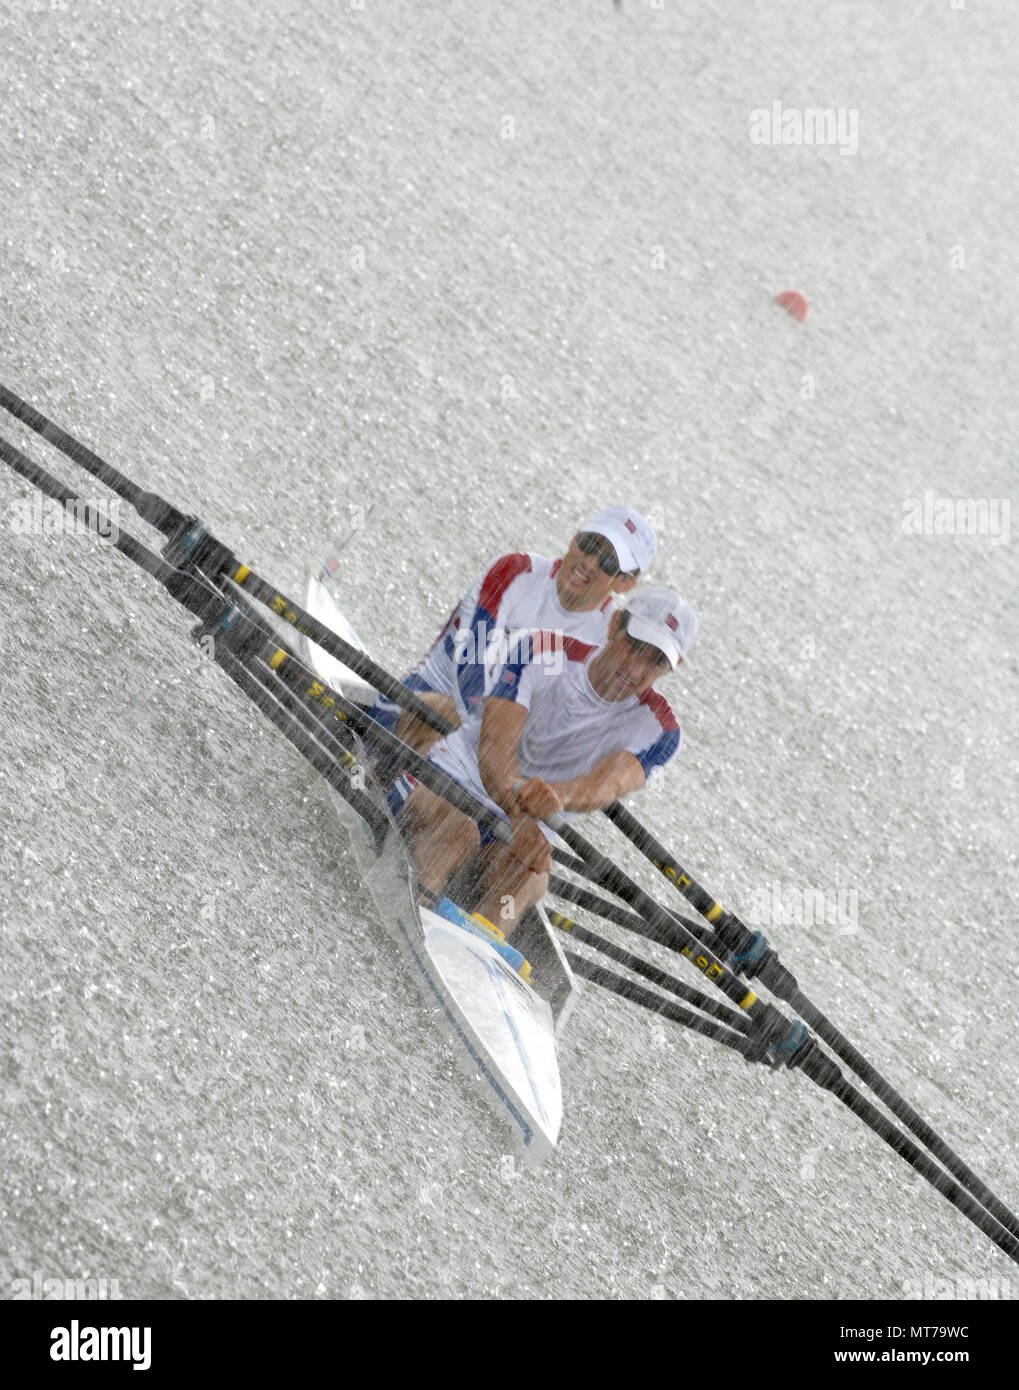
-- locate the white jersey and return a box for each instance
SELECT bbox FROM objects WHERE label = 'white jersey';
[429,633,681,826]
[411,553,615,719]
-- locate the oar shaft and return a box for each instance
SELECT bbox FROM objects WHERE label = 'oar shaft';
[798,992,1019,1242]
[217,650,389,845]
[546,814,764,1017]
[547,906,751,1032]
[827,1074,1019,1266]
[229,565,452,735]
[0,383,184,532]
[604,788,1019,1242]
[549,874,715,951]
[563,952,751,1054]
[0,432,177,587]
[603,799,731,926]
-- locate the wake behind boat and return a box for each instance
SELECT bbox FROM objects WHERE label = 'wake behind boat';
[300,566,579,1163]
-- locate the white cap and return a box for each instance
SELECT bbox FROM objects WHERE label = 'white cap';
[580,506,657,574]
[623,586,698,668]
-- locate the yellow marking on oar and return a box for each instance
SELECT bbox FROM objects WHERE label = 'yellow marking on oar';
[551,912,575,932]
[707,902,723,923]
[269,648,287,670]
[655,858,695,894]
[739,990,758,1010]
[233,564,251,584]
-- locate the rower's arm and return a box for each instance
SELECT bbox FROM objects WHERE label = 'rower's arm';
[478,696,529,814]
[395,692,459,755]
[553,750,646,814]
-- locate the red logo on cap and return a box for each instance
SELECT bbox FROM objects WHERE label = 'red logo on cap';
[624,518,637,534]
[665,613,678,632]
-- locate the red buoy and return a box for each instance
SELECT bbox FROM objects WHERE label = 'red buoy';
[774,290,809,322]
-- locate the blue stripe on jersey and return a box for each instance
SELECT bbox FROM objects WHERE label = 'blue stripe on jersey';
[454,601,497,710]
[487,632,533,704]
[634,727,681,777]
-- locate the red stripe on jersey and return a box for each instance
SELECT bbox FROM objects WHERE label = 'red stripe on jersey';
[527,631,597,664]
[563,634,597,663]
[549,558,562,577]
[478,552,532,616]
[638,687,679,731]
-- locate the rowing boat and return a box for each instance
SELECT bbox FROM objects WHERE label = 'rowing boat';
[4,379,1016,1267]
[299,565,580,1164]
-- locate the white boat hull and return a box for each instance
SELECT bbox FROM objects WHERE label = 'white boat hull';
[300,569,577,1163]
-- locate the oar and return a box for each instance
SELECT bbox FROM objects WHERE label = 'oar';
[546,905,751,1033]
[549,873,714,952]
[563,951,753,1052]
[5,431,1019,1265]
[602,800,1019,1244]
[0,381,453,737]
[217,647,388,848]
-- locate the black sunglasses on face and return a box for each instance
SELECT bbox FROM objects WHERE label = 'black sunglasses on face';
[575,531,630,577]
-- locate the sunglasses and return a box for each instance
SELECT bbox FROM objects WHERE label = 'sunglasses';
[575,531,632,577]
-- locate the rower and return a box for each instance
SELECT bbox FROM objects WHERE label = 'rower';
[395,586,697,934]
[370,505,658,752]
